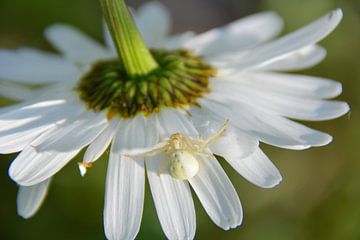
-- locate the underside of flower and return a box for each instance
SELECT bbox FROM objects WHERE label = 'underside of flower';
[0,1,347,239]
[78,49,216,119]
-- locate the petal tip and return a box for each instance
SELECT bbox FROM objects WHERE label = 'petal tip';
[332,82,343,96]
[8,162,20,183]
[263,175,283,189]
[327,9,343,29]
[45,23,68,36]
[342,102,351,115]
[332,8,343,20]
[317,134,333,147]
[140,1,170,18]
[17,211,34,219]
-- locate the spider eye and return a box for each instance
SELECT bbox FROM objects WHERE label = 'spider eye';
[169,150,199,180]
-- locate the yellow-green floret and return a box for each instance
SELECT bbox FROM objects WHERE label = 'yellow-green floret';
[78,49,217,119]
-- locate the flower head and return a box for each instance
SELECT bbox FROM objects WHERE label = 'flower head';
[0,1,348,240]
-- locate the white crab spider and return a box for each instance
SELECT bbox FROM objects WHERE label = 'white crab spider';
[127,120,229,180]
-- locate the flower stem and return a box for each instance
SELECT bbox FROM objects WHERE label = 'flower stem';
[99,0,159,76]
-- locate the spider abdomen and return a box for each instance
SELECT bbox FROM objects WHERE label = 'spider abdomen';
[169,150,200,180]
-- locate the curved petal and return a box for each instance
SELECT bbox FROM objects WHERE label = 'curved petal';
[0,103,82,154]
[45,24,110,65]
[146,114,196,240]
[104,154,144,240]
[0,85,77,118]
[217,72,343,100]
[190,106,259,159]
[222,148,282,188]
[9,122,85,186]
[211,80,349,121]
[184,11,283,57]
[104,116,147,240]
[34,111,108,152]
[17,178,51,219]
[83,119,119,164]
[134,1,171,48]
[0,81,36,101]
[147,156,196,240]
[210,124,259,160]
[157,110,197,137]
[0,98,72,123]
[0,48,80,83]
[256,45,327,71]
[217,9,342,71]
[189,155,242,230]
[164,32,196,50]
[200,98,332,150]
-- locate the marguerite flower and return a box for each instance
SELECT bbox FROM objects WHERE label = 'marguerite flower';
[0,1,348,240]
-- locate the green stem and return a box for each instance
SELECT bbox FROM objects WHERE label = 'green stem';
[100,0,159,76]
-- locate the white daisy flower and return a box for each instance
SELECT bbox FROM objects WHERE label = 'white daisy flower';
[0,1,348,240]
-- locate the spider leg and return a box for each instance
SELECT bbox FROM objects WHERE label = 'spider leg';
[125,142,168,158]
[194,152,212,158]
[183,138,204,154]
[203,119,229,148]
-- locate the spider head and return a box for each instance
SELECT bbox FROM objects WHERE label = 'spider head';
[169,133,186,150]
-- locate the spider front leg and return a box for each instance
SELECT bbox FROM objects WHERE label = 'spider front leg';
[193,151,213,158]
[182,138,214,158]
[202,120,229,148]
[125,142,169,158]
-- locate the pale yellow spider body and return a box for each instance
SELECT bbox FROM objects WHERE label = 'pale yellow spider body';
[128,120,229,180]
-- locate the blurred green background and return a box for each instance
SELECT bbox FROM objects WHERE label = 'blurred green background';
[0,0,359,239]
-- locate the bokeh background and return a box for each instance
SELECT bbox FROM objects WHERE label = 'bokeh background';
[0,0,359,239]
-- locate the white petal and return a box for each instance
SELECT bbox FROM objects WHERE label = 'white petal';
[104,155,145,240]
[218,72,343,99]
[0,103,82,154]
[210,124,259,159]
[218,9,342,70]
[147,156,196,240]
[9,126,82,186]
[104,116,147,240]
[0,128,46,154]
[146,115,196,240]
[183,11,283,56]
[0,101,32,116]
[134,1,171,48]
[157,110,197,138]
[256,45,327,71]
[19,83,77,108]
[33,81,77,98]
[200,99,332,150]
[35,112,108,152]
[83,119,119,164]
[0,98,78,131]
[164,32,196,50]
[212,80,349,121]
[17,178,51,218]
[45,24,110,65]
[0,48,80,83]
[0,81,36,100]
[0,98,67,119]
[222,147,282,188]
[190,106,259,159]
[0,88,76,116]
[189,156,242,230]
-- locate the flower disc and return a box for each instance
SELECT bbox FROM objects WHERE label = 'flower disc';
[78,49,217,119]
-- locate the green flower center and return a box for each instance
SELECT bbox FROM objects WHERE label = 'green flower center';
[77,49,217,119]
